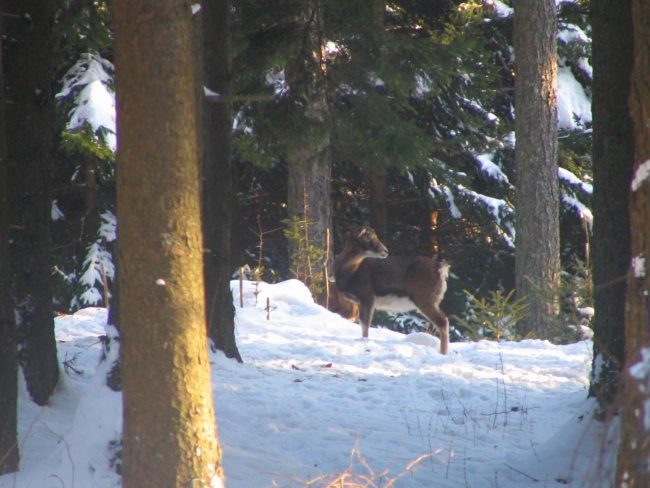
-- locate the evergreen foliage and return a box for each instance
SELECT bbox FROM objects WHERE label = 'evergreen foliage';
[52,51,116,311]
[232,0,593,334]
[46,0,594,340]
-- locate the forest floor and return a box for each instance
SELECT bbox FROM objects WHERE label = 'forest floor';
[1,279,618,488]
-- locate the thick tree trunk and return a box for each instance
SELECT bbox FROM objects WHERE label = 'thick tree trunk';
[287,147,332,260]
[202,0,242,362]
[4,0,59,406]
[114,0,224,486]
[513,0,560,337]
[589,0,633,412]
[616,1,650,485]
[285,1,332,302]
[0,24,19,473]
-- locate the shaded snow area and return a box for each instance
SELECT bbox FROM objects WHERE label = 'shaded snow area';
[2,280,618,488]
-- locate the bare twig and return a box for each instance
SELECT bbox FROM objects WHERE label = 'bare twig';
[503,463,540,482]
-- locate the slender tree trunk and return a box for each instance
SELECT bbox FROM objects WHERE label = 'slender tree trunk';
[616,1,650,485]
[202,0,242,362]
[366,1,388,242]
[589,0,633,412]
[513,0,560,337]
[0,20,19,473]
[368,169,388,239]
[114,0,224,486]
[4,0,59,406]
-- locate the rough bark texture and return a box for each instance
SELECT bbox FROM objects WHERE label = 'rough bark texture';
[513,0,560,337]
[285,0,332,291]
[589,0,633,412]
[4,0,59,406]
[0,21,19,473]
[287,149,332,258]
[616,1,650,485]
[202,0,242,362]
[114,1,224,486]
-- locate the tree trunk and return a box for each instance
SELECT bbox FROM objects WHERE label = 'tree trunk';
[589,0,633,412]
[114,0,224,486]
[368,169,388,239]
[202,0,242,362]
[513,0,560,337]
[4,0,60,406]
[285,0,332,301]
[0,21,19,473]
[616,1,650,485]
[287,148,332,261]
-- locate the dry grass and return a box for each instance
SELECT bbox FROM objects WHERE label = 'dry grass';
[298,442,442,488]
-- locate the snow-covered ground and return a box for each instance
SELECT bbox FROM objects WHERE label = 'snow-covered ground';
[1,280,618,488]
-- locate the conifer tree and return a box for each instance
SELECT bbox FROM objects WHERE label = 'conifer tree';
[4,0,60,406]
[232,1,497,290]
[513,0,560,337]
[0,23,19,473]
[616,0,650,484]
[202,0,242,361]
[589,0,633,411]
[114,0,224,485]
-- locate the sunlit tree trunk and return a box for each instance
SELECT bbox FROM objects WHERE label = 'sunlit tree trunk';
[589,0,633,412]
[513,0,560,337]
[4,0,59,406]
[114,0,225,486]
[616,1,650,485]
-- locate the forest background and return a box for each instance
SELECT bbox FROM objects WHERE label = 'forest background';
[3,0,650,484]
[47,0,592,336]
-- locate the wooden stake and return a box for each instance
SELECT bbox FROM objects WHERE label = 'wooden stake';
[325,227,331,309]
[239,267,244,308]
[100,263,111,308]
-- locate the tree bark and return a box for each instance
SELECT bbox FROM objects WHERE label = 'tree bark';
[202,0,242,362]
[114,0,224,486]
[285,0,332,296]
[3,0,60,406]
[589,0,633,412]
[513,0,560,337]
[616,1,650,485]
[287,148,332,260]
[0,19,19,473]
[368,169,388,239]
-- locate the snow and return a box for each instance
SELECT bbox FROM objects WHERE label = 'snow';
[558,26,590,46]
[476,152,511,187]
[629,348,650,431]
[484,0,513,18]
[442,186,462,219]
[2,280,616,488]
[562,192,593,226]
[51,200,65,221]
[631,255,646,279]
[57,53,116,152]
[558,168,592,194]
[631,159,650,192]
[557,66,591,131]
